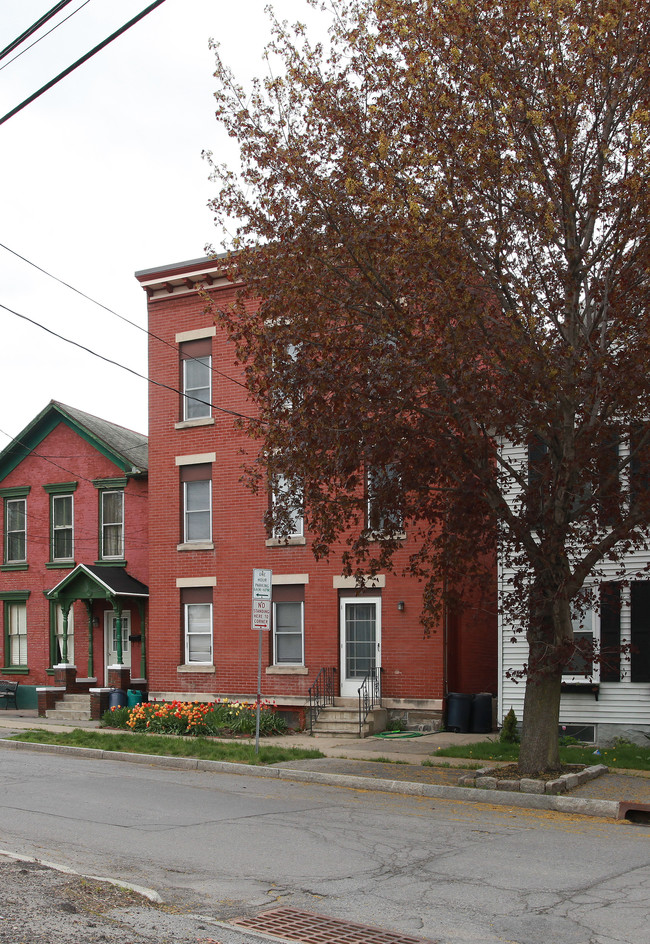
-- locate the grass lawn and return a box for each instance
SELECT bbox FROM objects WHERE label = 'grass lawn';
[431,739,650,771]
[6,729,324,766]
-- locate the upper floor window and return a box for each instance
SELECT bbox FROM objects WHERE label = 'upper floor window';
[4,497,26,564]
[181,339,212,421]
[366,465,402,534]
[271,474,304,538]
[179,462,213,546]
[51,494,74,561]
[101,490,124,559]
[184,480,212,543]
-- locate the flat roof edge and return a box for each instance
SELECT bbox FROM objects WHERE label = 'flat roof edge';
[134,251,229,280]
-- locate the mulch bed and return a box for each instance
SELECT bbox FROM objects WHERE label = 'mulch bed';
[487,763,585,782]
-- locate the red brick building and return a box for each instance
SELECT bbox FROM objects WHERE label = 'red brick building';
[136,256,497,731]
[0,402,148,708]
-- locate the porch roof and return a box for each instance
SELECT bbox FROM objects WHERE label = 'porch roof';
[47,564,149,602]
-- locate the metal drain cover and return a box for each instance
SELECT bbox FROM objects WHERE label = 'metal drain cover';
[231,906,438,944]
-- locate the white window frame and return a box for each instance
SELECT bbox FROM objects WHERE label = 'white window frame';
[184,602,213,664]
[51,494,74,561]
[101,490,124,560]
[366,466,403,535]
[563,597,599,683]
[273,600,304,665]
[184,480,212,543]
[272,474,304,538]
[183,355,212,420]
[5,498,26,563]
[7,602,27,666]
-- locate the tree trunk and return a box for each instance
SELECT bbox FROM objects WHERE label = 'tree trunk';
[518,656,562,776]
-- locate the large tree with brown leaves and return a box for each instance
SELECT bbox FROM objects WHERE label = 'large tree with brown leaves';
[208,0,650,776]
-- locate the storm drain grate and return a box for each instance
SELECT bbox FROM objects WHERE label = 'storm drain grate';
[231,906,438,944]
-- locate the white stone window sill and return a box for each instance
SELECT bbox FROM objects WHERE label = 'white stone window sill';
[175,417,215,429]
[366,531,406,543]
[265,665,308,675]
[177,542,214,551]
[265,536,306,547]
[177,664,216,674]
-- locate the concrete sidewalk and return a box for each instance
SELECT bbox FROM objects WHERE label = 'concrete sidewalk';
[1,709,649,820]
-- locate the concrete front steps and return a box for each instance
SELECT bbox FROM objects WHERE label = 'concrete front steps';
[311,701,387,738]
[45,692,92,722]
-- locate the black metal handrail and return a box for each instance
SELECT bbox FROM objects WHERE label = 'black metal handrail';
[308,666,336,733]
[358,666,382,736]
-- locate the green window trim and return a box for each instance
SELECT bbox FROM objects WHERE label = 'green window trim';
[46,561,76,570]
[0,486,30,498]
[4,495,27,565]
[3,594,29,670]
[43,482,78,494]
[1,563,28,572]
[93,477,128,489]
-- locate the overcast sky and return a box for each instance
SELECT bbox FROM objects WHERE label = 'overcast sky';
[0,0,323,444]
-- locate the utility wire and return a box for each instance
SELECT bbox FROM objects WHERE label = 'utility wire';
[0,241,248,389]
[0,0,168,127]
[0,0,94,74]
[0,301,260,424]
[0,0,76,62]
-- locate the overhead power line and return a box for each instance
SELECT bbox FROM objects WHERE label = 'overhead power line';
[0,0,168,127]
[0,240,248,390]
[0,0,76,62]
[0,1,94,74]
[0,300,260,425]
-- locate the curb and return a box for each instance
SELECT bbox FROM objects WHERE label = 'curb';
[0,737,621,819]
[0,848,162,902]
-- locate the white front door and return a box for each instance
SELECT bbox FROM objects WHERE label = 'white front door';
[105,610,131,683]
[339,597,381,697]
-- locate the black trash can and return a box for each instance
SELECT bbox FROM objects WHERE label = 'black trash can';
[108,688,127,710]
[446,693,473,733]
[470,692,493,734]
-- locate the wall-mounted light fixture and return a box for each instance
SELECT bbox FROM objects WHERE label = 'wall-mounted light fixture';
[397,601,405,612]
[92,616,100,628]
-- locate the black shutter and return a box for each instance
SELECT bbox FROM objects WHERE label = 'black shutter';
[600,583,621,683]
[630,582,650,683]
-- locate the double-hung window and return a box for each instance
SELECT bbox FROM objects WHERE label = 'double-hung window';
[5,498,26,563]
[563,600,596,681]
[271,474,303,538]
[51,493,74,561]
[182,587,213,665]
[180,463,212,545]
[184,480,212,542]
[272,584,305,666]
[1,591,30,669]
[101,490,124,560]
[366,465,402,534]
[2,487,29,566]
[181,339,212,421]
[273,601,304,665]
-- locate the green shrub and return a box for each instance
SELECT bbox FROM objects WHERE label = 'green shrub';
[500,707,520,744]
[100,706,130,729]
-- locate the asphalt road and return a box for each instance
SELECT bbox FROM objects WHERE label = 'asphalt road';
[1,747,649,944]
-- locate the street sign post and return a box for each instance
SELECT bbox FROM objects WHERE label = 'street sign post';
[252,569,272,753]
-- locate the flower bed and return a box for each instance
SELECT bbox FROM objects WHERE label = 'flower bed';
[102,698,288,737]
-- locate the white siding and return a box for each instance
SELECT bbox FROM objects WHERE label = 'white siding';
[498,439,650,731]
